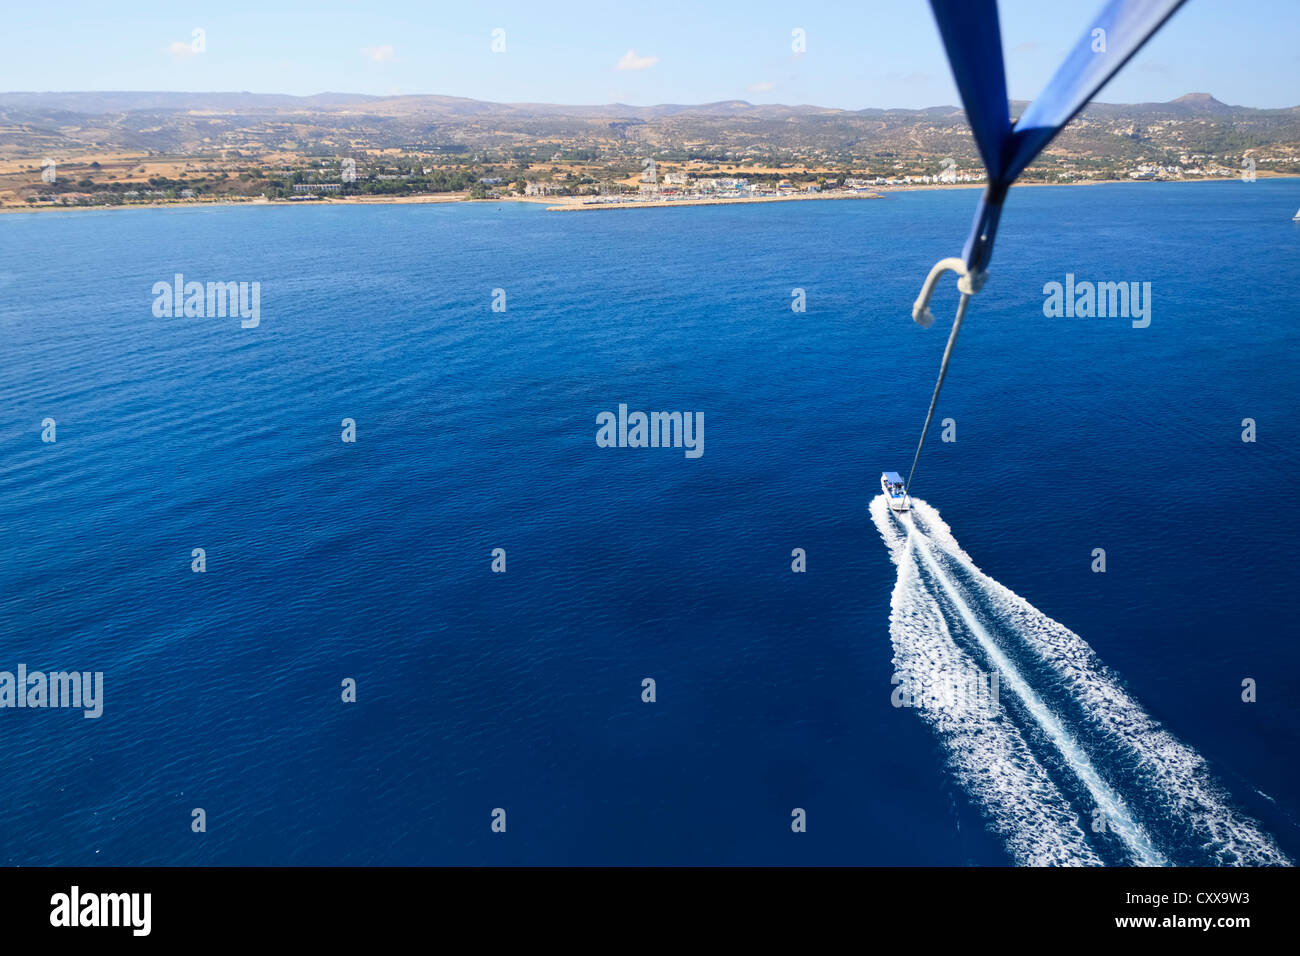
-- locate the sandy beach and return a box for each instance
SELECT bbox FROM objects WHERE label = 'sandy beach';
[0,191,471,214]
[542,191,883,211]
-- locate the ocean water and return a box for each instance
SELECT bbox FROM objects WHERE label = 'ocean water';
[1,180,1297,865]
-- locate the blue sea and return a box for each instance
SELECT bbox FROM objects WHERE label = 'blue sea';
[1,180,1298,865]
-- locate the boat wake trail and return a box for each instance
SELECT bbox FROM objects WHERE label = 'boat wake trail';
[871,495,1290,867]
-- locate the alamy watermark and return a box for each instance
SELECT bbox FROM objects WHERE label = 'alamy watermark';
[152,273,260,328]
[596,404,703,458]
[1042,273,1151,328]
[0,664,103,718]
[50,886,150,936]
[891,666,1000,716]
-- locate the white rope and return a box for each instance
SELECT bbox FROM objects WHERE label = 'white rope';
[905,258,985,494]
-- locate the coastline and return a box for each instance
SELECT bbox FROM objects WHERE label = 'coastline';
[0,192,471,215]
[0,173,1289,215]
[543,191,884,211]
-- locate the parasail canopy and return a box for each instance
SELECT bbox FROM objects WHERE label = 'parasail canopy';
[928,0,1188,277]
[904,0,1188,496]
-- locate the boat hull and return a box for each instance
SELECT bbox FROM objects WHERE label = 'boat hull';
[881,478,911,512]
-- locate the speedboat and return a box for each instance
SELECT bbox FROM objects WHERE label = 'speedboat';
[881,471,910,512]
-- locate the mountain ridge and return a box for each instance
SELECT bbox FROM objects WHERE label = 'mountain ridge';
[0,89,1291,118]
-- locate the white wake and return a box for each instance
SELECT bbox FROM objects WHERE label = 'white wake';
[871,495,1289,866]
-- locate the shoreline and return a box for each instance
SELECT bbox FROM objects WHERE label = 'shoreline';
[0,174,1291,215]
[544,191,884,211]
[0,192,471,215]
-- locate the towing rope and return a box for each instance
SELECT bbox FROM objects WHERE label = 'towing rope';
[904,258,985,495]
[905,292,969,494]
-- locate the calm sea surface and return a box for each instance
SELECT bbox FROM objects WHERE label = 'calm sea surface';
[1,180,1297,864]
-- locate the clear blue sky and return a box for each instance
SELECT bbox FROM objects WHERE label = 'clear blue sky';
[2,0,1296,109]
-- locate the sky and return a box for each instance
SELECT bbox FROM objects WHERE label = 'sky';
[1,0,1297,110]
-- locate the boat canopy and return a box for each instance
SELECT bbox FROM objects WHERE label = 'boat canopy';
[883,472,904,485]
